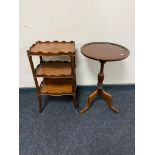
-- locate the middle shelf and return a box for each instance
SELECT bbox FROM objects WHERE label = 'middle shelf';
[34,61,75,78]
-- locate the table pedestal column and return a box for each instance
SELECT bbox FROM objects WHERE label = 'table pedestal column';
[80,61,119,114]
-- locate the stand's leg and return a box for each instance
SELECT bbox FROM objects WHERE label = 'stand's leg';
[72,95,78,109]
[28,55,42,113]
[101,90,119,113]
[80,89,98,114]
[38,95,42,113]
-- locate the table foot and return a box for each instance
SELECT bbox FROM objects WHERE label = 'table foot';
[80,88,119,114]
[101,90,119,113]
[80,89,98,114]
[80,106,89,114]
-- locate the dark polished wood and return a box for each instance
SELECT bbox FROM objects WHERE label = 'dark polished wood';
[81,61,118,114]
[72,95,78,109]
[38,95,42,113]
[80,42,130,114]
[39,56,43,63]
[27,41,77,113]
[81,42,129,61]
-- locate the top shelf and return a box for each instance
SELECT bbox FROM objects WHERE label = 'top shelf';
[27,41,75,56]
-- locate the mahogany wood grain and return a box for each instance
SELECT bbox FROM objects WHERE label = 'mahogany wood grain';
[27,55,39,91]
[80,42,129,114]
[27,41,75,56]
[39,78,76,95]
[81,42,129,61]
[27,40,77,112]
[35,61,74,78]
[72,95,78,109]
[38,95,42,113]
[80,89,98,114]
[101,90,119,113]
[80,61,118,114]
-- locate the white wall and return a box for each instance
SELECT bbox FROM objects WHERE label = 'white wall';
[19,0,134,87]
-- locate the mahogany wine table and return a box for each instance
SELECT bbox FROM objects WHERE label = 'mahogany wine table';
[80,42,130,114]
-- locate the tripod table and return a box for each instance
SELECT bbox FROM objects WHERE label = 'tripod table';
[80,42,130,114]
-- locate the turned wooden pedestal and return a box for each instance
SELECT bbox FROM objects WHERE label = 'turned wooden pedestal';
[80,42,130,114]
[81,61,118,114]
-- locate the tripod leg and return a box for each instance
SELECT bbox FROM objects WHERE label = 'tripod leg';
[101,90,119,113]
[80,89,98,114]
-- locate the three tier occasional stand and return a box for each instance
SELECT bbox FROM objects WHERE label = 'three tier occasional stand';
[27,41,77,113]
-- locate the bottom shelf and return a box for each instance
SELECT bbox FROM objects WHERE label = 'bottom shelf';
[38,78,76,95]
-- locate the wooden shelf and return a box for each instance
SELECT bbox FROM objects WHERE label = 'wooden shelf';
[27,41,75,56]
[38,78,76,95]
[34,61,74,78]
[27,40,77,112]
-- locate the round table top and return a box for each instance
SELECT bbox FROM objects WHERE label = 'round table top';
[81,42,130,61]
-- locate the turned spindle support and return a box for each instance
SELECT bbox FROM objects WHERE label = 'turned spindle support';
[80,61,119,114]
